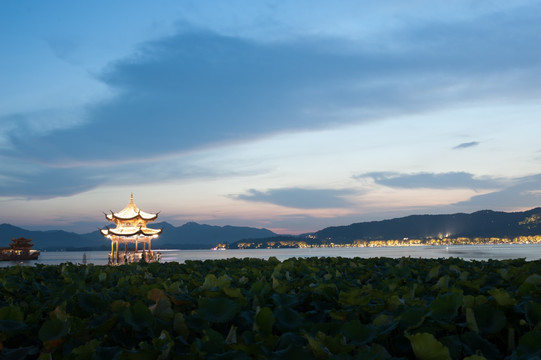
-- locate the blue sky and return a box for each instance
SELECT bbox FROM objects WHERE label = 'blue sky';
[1,1,541,234]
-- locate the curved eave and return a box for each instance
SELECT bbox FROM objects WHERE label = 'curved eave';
[101,228,162,237]
[106,212,158,222]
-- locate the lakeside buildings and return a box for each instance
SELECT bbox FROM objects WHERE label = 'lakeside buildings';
[0,237,40,261]
[233,235,541,249]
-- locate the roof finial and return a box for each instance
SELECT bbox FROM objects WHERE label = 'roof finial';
[130,192,134,204]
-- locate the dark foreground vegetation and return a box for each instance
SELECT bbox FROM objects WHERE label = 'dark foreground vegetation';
[2,257,541,359]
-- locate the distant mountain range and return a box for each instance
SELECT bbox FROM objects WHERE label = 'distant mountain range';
[230,207,541,247]
[313,208,541,243]
[0,222,275,251]
[3,208,541,250]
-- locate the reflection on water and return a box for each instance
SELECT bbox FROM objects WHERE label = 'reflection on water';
[1,244,540,267]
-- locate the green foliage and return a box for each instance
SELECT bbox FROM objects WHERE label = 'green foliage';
[429,292,463,323]
[0,257,541,358]
[407,333,452,360]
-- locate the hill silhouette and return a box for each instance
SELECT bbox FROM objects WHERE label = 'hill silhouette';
[0,222,275,250]
[229,208,541,247]
[0,224,99,250]
[155,222,275,248]
[312,208,541,243]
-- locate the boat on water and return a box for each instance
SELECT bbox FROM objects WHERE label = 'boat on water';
[0,237,40,261]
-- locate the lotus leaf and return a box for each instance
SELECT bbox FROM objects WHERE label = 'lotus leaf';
[398,306,427,331]
[121,301,155,334]
[434,275,450,290]
[439,335,463,359]
[341,319,378,345]
[71,339,100,360]
[147,288,167,302]
[519,274,541,296]
[274,306,303,331]
[473,304,506,335]
[461,331,501,360]
[305,333,330,359]
[77,292,108,316]
[487,288,516,307]
[338,288,364,306]
[0,305,23,322]
[466,307,479,333]
[429,292,463,323]
[255,307,275,336]
[516,330,541,359]
[172,312,189,338]
[38,318,68,342]
[271,277,288,294]
[427,265,441,281]
[149,297,174,321]
[201,274,231,291]
[525,301,541,327]
[198,297,241,323]
[273,332,306,351]
[407,332,452,360]
[151,330,174,358]
[525,274,541,286]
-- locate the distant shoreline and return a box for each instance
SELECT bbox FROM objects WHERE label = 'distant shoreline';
[34,237,541,252]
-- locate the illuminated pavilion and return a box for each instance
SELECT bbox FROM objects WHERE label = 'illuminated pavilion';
[101,193,162,265]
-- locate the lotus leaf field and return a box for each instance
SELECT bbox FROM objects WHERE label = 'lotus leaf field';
[2,257,541,359]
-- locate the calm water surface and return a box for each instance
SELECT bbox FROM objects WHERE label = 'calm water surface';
[2,244,541,267]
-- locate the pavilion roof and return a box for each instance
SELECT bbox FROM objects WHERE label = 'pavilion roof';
[106,193,158,221]
[10,237,33,249]
[100,226,162,237]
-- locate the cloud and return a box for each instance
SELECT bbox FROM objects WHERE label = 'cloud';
[357,172,500,189]
[5,4,541,165]
[5,30,376,165]
[0,108,85,150]
[0,165,103,199]
[0,152,255,199]
[451,174,541,209]
[46,37,81,65]
[233,188,357,209]
[1,3,541,198]
[453,141,479,149]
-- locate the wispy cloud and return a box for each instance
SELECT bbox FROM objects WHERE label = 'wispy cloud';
[451,174,541,209]
[453,141,479,149]
[0,166,103,199]
[357,172,500,190]
[0,152,262,199]
[233,188,357,209]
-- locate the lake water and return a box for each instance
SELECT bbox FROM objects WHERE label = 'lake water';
[1,244,541,267]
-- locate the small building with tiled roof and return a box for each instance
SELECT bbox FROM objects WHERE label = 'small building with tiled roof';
[101,193,162,264]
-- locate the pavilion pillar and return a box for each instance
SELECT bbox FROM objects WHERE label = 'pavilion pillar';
[116,241,119,263]
[135,239,138,253]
